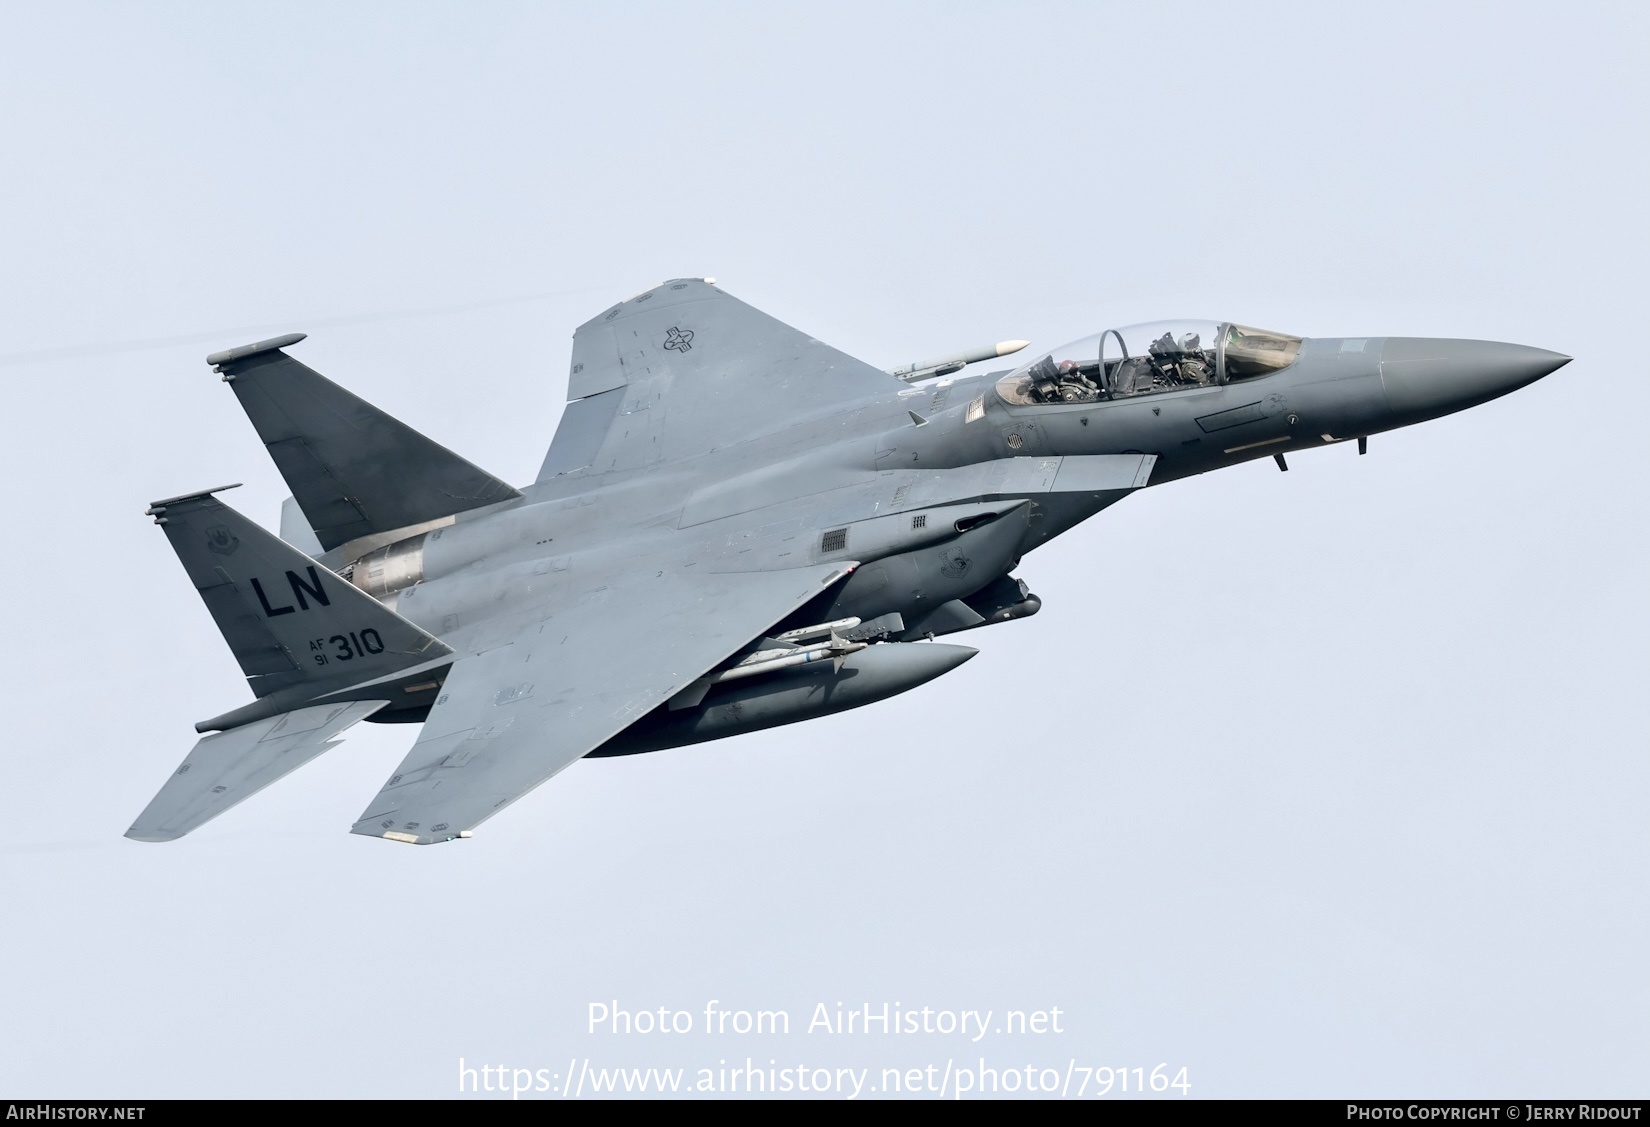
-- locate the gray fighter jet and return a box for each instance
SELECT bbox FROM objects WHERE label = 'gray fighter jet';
[129,280,1569,846]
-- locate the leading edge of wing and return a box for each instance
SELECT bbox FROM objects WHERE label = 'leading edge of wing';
[540,279,905,480]
[349,559,857,844]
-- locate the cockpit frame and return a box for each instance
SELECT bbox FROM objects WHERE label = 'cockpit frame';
[996,322,1304,407]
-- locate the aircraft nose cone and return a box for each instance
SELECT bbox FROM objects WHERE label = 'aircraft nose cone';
[1380,338,1570,420]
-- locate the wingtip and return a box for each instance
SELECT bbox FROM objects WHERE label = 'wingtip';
[125,827,183,843]
[350,823,472,845]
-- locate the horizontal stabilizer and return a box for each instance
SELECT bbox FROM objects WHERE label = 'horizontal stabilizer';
[146,490,452,698]
[210,337,521,551]
[127,700,389,842]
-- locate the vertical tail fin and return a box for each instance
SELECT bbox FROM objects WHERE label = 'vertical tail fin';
[146,486,452,698]
[207,335,521,551]
[278,495,324,557]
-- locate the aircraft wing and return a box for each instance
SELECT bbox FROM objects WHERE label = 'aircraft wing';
[351,557,856,844]
[539,279,906,479]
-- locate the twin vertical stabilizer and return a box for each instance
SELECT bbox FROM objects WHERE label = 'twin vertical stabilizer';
[209,335,521,551]
[130,332,517,842]
[144,486,452,700]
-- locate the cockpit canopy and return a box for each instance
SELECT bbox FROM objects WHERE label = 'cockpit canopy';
[996,320,1303,406]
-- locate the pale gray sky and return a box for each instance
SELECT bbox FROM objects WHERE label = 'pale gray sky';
[1,1,1645,1099]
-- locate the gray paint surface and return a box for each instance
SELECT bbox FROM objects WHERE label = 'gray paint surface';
[1,3,1644,1100]
[219,343,521,549]
[129,282,1566,851]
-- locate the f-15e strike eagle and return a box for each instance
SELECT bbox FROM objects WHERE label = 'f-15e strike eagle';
[129,279,1569,846]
